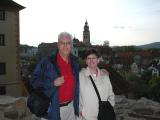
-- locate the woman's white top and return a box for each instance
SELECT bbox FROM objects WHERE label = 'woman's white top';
[79,67,115,120]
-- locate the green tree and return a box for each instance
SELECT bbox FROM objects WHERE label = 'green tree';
[126,73,149,99]
[148,76,160,102]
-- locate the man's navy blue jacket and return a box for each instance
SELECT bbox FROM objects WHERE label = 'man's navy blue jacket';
[30,49,80,120]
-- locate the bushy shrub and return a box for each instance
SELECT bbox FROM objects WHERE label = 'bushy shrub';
[148,76,160,102]
[141,69,152,83]
[126,73,149,99]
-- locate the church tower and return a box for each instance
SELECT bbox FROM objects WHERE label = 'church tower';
[83,20,91,46]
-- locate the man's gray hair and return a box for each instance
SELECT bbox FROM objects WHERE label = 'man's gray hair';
[58,32,73,42]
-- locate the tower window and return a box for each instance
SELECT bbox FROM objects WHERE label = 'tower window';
[0,10,5,20]
[0,62,6,75]
[0,34,5,46]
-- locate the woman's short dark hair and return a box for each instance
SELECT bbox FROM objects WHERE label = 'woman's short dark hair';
[85,48,100,58]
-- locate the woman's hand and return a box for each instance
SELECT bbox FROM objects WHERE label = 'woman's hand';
[101,69,109,76]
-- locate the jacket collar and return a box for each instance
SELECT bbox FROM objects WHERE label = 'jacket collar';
[48,48,78,76]
[83,67,101,78]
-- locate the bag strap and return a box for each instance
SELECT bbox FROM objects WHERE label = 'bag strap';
[89,75,102,102]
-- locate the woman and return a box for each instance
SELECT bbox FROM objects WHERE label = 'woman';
[78,49,115,120]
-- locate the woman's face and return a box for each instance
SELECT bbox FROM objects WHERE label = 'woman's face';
[86,54,99,69]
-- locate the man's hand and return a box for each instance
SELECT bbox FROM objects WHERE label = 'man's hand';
[101,69,109,76]
[54,76,64,86]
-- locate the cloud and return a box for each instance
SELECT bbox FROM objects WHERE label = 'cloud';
[113,26,133,30]
[113,26,125,29]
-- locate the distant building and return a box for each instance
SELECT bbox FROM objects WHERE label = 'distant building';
[38,42,57,59]
[131,62,139,74]
[20,45,38,57]
[83,20,91,46]
[113,51,152,67]
[0,0,25,96]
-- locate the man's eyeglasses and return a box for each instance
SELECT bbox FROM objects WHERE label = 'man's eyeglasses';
[59,41,72,45]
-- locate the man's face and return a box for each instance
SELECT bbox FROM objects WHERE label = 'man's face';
[58,35,72,57]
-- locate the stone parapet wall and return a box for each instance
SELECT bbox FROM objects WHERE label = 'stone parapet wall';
[0,95,160,120]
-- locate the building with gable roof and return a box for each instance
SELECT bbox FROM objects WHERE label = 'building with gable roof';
[0,0,25,96]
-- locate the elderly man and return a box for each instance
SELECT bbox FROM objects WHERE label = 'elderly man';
[30,32,79,120]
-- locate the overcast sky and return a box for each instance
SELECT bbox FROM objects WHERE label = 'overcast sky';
[14,0,160,47]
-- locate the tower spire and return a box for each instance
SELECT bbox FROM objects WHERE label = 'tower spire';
[83,19,90,46]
